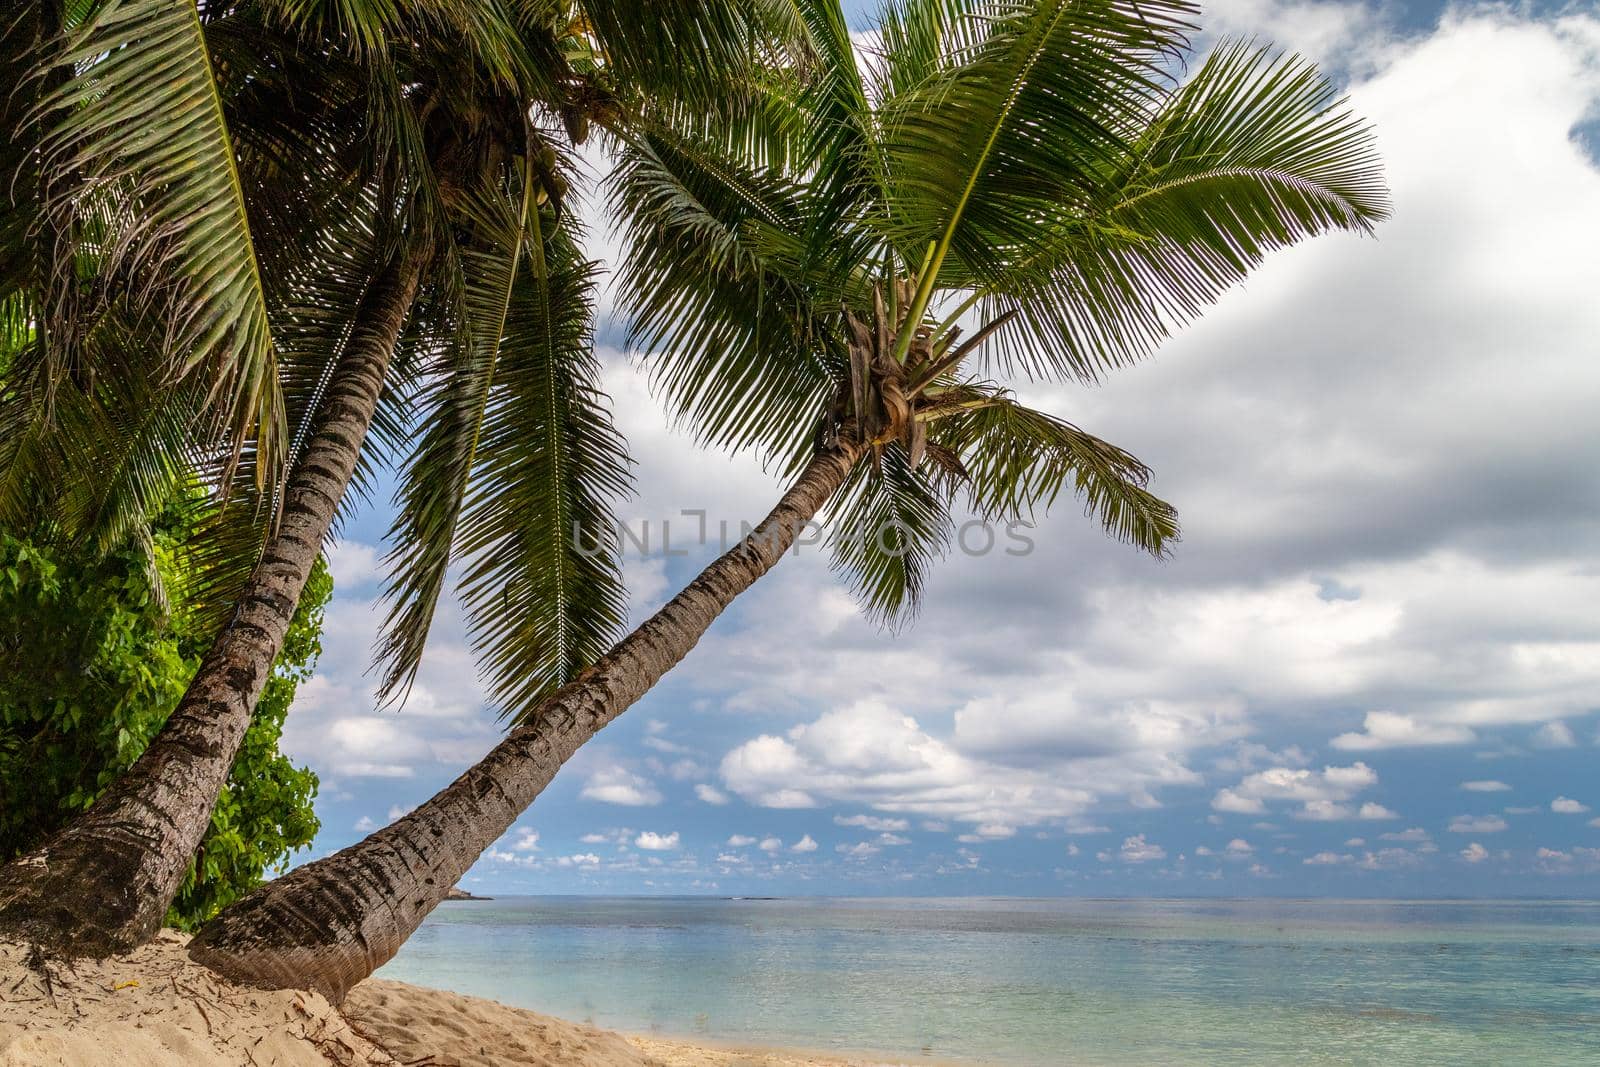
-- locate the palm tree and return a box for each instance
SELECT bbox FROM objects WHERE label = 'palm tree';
[0,0,786,956]
[188,0,1388,999]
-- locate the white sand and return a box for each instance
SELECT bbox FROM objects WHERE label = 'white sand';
[1,935,943,1067]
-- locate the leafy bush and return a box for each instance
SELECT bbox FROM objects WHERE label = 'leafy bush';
[0,496,330,928]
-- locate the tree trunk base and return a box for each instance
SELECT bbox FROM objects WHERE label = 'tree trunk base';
[0,823,166,957]
[189,858,402,1003]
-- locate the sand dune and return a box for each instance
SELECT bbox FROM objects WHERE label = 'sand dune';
[1,935,928,1067]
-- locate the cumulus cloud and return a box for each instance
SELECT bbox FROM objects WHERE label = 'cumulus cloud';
[1213,762,1382,821]
[1379,827,1429,843]
[1118,835,1167,863]
[833,814,909,832]
[1331,711,1476,751]
[1448,815,1509,834]
[721,701,1101,830]
[1552,796,1590,814]
[633,831,680,851]
[582,766,663,807]
[1461,780,1511,792]
[791,835,819,853]
[557,853,601,868]
[1304,851,1353,866]
[694,783,730,805]
[1533,722,1578,749]
[1459,842,1489,863]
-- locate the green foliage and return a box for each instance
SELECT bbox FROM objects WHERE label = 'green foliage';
[0,498,330,929]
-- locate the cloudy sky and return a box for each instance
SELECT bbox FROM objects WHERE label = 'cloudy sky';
[281,0,1600,897]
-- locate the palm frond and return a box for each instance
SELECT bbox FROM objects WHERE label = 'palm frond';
[827,443,952,625]
[580,0,806,108]
[972,38,1389,380]
[35,0,287,488]
[875,0,1197,308]
[454,222,632,719]
[934,393,1178,555]
[610,131,836,468]
[373,163,545,704]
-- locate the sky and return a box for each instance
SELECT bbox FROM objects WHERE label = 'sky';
[279,0,1600,898]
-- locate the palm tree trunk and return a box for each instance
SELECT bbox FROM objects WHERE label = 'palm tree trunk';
[188,436,863,1000]
[0,247,429,957]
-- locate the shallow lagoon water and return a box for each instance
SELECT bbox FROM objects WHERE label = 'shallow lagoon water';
[375,897,1600,1065]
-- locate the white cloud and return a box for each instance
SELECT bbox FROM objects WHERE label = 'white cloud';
[694,783,730,805]
[836,841,880,859]
[1304,851,1353,866]
[1533,722,1578,749]
[509,829,540,853]
[1225,838,1254,856]
[324,540,382,589]
[726,835,757,848]
[1448,815,1509,834]
[833,814,909,832]
[791,834,819,853]
[1331,711,1477,751]
[353,816,377,832]
[1379,827,1430,843]
[757,836,782,853]
[1213,762,1382,822]
[1461,780,1511,792]
[1460,842,1489,863]
[581,766,663,807]
[1118,835,1166,863]
[1552,796,1590,814]
[557,853,601,868]
[633,831,680,851]
[721,700,1102,830]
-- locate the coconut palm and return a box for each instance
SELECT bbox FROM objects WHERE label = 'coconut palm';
[0,0,788,955]
[187,0,1388,999]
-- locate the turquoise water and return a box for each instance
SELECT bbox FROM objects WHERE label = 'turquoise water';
[374,897,1600,1065]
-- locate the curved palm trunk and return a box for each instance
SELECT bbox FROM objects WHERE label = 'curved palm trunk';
[188,437,863,1000]
[0,248,428,957]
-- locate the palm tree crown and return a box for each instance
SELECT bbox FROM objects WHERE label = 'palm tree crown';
[616,0,1387,618]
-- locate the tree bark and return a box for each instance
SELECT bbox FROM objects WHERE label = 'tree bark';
[0,247,428,957]
[188,437,863,1001]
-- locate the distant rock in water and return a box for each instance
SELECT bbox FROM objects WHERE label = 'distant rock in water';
[444,886,492,901]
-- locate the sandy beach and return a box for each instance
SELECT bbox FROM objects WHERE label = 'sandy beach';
[0,933,941,1067]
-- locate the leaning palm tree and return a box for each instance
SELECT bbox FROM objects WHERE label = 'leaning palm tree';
[188,0,1388,999]
[0,0,787,955]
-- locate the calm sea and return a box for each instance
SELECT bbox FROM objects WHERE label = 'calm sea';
[373,897,1600,1065]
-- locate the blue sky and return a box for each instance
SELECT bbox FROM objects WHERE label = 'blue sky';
[279,0,1600,897]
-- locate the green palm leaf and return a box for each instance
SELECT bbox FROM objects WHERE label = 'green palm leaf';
[984,38,1389,379]
[374,168,545,704]
[35,0,286,487]
[876,0,1198,332]
[456,221,632,719]
[935,394,1178,555]
[611,131,837,467]
[827,444,952,625]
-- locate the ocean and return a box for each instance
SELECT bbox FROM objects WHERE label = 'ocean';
[373,896,1600,1065]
